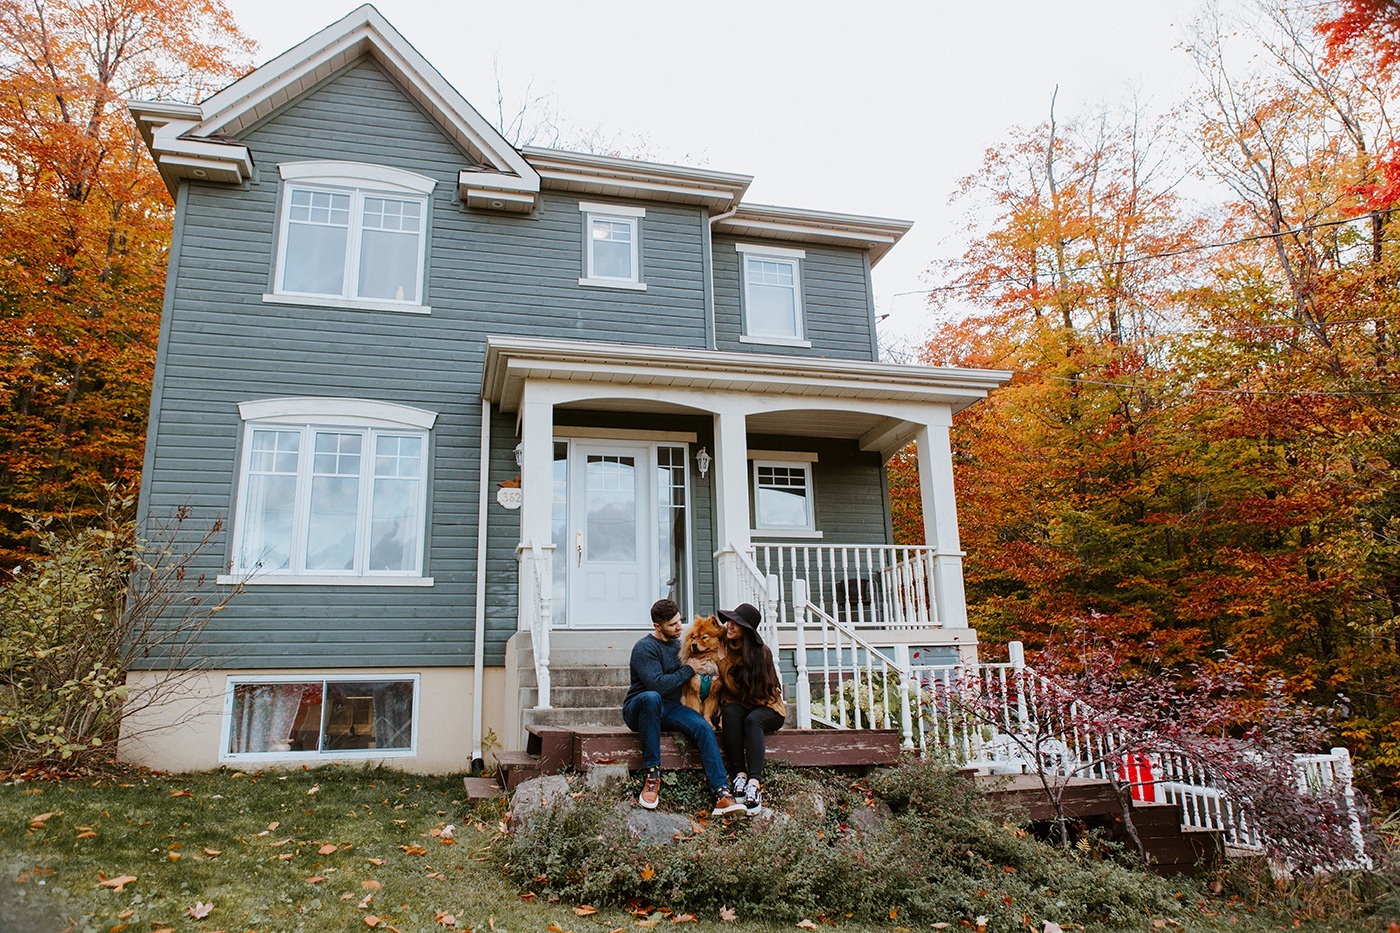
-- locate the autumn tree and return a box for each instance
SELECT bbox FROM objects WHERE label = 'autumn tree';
[0,0,253,564]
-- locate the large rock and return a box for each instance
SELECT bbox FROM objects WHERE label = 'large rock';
[510,775,572,826]
[846,801,892,838]
[585,763,630,790]
[623,806,696,845]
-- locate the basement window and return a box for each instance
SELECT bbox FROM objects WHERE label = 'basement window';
[222,676,418,760]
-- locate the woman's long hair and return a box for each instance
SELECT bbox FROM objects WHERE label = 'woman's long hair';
[728,629,781,707]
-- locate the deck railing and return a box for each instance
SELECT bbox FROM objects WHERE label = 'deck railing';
[518,539,554,709]
[755,544,943,636]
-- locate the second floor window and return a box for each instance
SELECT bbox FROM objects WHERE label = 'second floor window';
[273,162,435,308]
[579,201,646,289]
[738,243,806,342]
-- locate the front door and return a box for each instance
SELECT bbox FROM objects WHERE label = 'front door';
[561,440,691,628]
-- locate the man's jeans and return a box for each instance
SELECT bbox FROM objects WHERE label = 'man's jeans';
[622,690,729,795]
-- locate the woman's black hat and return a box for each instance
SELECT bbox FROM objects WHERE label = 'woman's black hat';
[718,603,763,646]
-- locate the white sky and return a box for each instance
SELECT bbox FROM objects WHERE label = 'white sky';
[220,0,1211,351]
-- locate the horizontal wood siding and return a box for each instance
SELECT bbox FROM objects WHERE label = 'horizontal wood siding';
[711,234,878,361]
[143,58,710,669]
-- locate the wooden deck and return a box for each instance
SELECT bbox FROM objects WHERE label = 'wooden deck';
[496,725,902,790]
[974,773,1224,876]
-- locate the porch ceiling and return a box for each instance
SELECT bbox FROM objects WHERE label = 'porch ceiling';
[481,337,1012,416]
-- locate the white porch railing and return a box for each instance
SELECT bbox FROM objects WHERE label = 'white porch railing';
[518,538,554,709]
[755,544,943,636]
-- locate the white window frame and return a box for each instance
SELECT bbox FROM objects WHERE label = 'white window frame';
[266,161,435,314]
[737,242,809,346]
[752,458,818,535]
[220,398,436,586]
[219,673,420,763]
[578,201,646,290]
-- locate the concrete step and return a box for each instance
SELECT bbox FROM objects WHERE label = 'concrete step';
[522,684,627,709]
[524,706,623,729]
[520,664,632,688]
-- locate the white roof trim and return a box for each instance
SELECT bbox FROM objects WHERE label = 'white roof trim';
[482,337,1011,416]
[716,204,914,265]
[523,146,752,210]
[194,5,536,184]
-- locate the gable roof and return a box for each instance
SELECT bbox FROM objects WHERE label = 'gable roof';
[130,4,538,200]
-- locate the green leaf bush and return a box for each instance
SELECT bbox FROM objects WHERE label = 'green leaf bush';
[497,760,1191,930]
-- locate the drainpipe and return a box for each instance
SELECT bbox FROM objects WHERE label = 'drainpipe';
[705,202,740,351]
[471,398,492,772]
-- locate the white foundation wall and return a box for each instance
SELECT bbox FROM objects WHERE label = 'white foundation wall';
[117,667,508,774]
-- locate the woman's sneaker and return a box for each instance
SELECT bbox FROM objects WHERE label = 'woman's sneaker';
[731,773,748,798]
[743,779,762,814]
[712,792,747,817]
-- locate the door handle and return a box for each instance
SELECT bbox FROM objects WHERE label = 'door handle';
[576,530,583,567]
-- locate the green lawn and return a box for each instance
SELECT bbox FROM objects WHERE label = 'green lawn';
[0,765,1389,933]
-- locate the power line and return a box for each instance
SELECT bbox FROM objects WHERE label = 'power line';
[891,209,1397,298]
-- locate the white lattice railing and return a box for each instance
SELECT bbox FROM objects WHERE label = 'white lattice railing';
[755,545,944,637]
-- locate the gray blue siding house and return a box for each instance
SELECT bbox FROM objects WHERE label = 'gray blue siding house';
[120,5,1008,773]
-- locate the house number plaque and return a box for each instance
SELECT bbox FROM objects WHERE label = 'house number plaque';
[496,486,522,510]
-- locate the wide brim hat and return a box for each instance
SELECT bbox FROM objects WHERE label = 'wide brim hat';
[717,603,763,646]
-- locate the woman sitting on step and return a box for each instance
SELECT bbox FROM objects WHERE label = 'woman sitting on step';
[716,603,786,814]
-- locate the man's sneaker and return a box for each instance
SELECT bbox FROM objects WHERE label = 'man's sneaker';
[731,773,748,798]
[712,792,747,817]
[638,769,661,810]
[743,779,762,813]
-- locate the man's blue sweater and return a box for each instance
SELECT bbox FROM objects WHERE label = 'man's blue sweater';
[623,634,694,706]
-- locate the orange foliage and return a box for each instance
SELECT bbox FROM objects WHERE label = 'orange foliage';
[0,0,253,561]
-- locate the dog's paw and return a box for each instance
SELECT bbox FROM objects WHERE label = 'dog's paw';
[690,658,718,676]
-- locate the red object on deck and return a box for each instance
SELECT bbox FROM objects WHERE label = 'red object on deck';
[1118,755,1156,802]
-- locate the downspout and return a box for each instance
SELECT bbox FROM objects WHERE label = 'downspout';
[471,398,492,772]
[705,202,740,351]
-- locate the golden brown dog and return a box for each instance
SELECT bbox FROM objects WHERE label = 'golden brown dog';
[680,614,726,721]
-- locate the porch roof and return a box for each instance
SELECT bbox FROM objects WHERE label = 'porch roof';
[480,337,1012,416]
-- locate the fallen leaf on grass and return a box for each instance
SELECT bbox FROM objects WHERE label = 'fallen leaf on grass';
[203,848,221,858]
[575,905,598,916]
[359,893,374,910]
[719,907,737,922]
[364,916,381,928]
[399,844,427,856]
[152,928,174,933]
[889,909,898,919]
[1043,924,1064,933]
[637,922,660,929]
[76,830,98,839]
[796,922,817,931]
[188,901,213,919]
[170,791,192,798]
[306,875,327,884]
[930,925,950,930]
[98,874,137,893]
[105,924,128,933]
[435,913,456,927]
[366,858,385,866]
[277,854,294,861]
[167,852,181,862]
[547,924,564,933]
[267,821,279,831]
[518,892,536,902]
[671,914,697,923]
[116,910,134,919]
[319,844,338,855]
[308,785,320,795]
[361,879,381,891]
[639,864,654,881]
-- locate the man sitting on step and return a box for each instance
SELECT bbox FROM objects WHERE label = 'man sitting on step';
[622,599,747,816]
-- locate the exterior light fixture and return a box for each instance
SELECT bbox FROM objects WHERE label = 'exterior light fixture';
[513,443,523,467]
[695,446,711,478]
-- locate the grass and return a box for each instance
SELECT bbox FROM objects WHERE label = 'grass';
[0,764,1392,933]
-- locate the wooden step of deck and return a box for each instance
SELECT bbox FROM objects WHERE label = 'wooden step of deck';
[565,726,902,771]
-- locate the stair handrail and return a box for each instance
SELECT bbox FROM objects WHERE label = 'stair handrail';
[792,578,918,749]
[522,537,553,710]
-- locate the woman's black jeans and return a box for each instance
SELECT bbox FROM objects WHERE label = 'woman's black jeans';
[719,703,784,781]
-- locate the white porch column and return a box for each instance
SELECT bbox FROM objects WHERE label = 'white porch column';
[712,404,751,607]
[914,409,969,629]
[517,383,555,632]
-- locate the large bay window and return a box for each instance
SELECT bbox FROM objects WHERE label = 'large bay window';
[224,399,436,585]
[268,161,434,313]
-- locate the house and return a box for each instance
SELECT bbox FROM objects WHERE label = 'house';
[119,5,1011,774]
